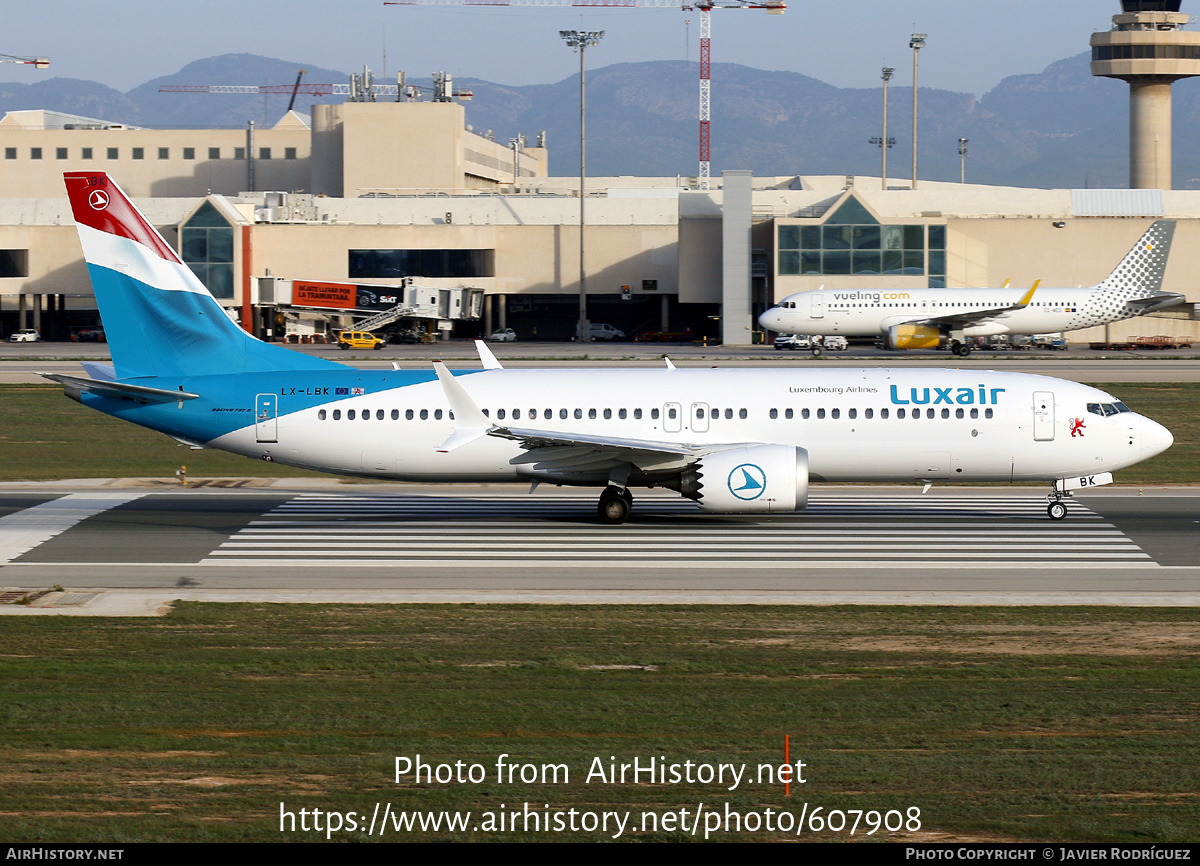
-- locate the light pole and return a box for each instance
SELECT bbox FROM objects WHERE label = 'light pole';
[910,33,925,191]
[881,67,894,189]
[560,29,604,342]
[958,137,969,184]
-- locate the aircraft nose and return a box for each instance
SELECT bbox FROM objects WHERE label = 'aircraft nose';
[759,308,780,330]
[1139,416,1174,459]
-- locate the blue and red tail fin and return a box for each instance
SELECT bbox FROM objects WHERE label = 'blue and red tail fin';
[64,172,340,380]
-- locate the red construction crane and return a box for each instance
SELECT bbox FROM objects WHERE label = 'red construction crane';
[383,0,785,189]
[1,53,50,69]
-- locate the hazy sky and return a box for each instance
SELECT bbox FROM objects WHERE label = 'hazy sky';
[4,0,1116,96]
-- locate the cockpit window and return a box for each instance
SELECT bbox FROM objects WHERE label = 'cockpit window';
[1087,403,1102,415]
[1102,403,1118,416]
[1088,402,1126,416]
[1113,402,1131,413]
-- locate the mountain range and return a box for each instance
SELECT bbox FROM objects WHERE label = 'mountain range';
[2,51,1196,190]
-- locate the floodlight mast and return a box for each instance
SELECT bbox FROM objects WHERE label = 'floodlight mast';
[909,33,926,190]
[560,29,605,343]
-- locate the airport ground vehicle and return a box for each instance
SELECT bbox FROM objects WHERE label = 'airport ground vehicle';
[7,328,40,343]
[588,323,625,341]
[490,328,517,342]
[773,334,812,351]
[337,331,385,350]
[47,172,1175,525]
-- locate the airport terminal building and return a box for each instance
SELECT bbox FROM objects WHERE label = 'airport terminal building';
[1,98,1198,345]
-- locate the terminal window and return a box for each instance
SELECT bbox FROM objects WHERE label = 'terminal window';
[56,148,68,160]
[30,148,42,160]
[209,147,220,160]
[132,148,144,160]
[4,148,14,159]
[349,249,495,279]
[285,147,297,160]
[81,147,93,159]
[234,148,245,160]
[183,148,195,160]
[158,148,169,159]
[180,201,235,300]
[777,195,946,287]
[259,147,271,160]
[107,148,118,160]
[0,250,29,278]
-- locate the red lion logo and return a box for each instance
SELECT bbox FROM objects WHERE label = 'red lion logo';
[1070,417,1086,438]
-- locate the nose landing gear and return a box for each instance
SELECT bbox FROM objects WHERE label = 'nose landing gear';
[951,341,972,357]
[1046,486,1071,520]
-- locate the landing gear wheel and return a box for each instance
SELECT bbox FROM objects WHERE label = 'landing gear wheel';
[951,342,962,356]
[1047,501,1068,521]
[598,486,632,524]
[811,347,822,357]
[959,345,971,358]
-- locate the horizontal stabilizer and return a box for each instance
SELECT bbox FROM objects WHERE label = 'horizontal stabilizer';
[40,372,199,404]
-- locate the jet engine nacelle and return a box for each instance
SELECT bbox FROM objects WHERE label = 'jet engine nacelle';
[885,324,945,350]
[679,445,809,513]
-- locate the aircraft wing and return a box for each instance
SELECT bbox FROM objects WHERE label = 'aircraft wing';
[908,282,1040,330]
[489,425,763,474]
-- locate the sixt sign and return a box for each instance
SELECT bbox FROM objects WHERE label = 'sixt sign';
[890,385,1006,405]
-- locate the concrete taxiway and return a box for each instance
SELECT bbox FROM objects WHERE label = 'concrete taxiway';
[1,483,1197,612]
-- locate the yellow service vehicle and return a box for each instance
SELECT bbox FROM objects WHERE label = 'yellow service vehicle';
[337,330,385,350]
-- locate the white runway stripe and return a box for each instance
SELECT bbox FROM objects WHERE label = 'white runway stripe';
[203,491,1151,568]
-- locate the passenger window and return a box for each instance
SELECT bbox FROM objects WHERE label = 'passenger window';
[318,409,327,420]
[391,409,399,420]
[785,408,794,419]
[560,409,568,419]
[831,408,840,419]
[668,407,677,420]
[435,409,443,420]
[970,408,979,419]
[848,408,857,419]
[801,408,810,419]
[619,409,627,419]
[575,409,583,419]
[497,409,506,420]
[898,408,906,419]
[881,408,889,419]
[604,409,612,420]
[348,409,356,420]
[926,408,934,419]
[770,408,778,419]
[377,409,385,420]
[739,408,747,420]
[333,409,341,420]
[985,408,994,419]
[363,411,370,421]
[545,409,553,420]
[634,409,643,420]
[941,408,950,419]
[651,408,660,420]
[406,409,414,420]
[865,408,873,419]
[724,409,733,420]
[817,408,826,419]
[955,408,964,419]
[589,409,597,420]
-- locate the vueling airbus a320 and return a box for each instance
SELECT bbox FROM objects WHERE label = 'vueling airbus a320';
[47,172,1172,523]
[759,220,1184,357]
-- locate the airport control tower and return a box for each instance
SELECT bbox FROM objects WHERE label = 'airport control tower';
[1091,1,1200,189]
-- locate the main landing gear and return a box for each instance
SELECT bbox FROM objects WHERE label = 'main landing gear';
[598,485,634,524]
[1046,487,1071,521]
[951,341,972,358]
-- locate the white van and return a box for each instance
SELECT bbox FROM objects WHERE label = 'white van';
[588,323,625,341]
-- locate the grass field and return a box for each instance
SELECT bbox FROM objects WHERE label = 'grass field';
[0,604,1197,842]
[0,382,1195,483]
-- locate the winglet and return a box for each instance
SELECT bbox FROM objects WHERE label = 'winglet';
[664,357,676,371]
[1015,280,1040,308]
[475,339,503,370]
[432,361,493,452]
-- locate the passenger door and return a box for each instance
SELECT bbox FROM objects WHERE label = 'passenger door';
[1033,391,1055,441]
[255,393,278,443]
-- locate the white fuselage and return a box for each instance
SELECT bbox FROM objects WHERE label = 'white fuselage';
[760,285,1151,339]
[201,367,1171,487]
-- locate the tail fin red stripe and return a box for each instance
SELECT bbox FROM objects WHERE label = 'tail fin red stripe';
[64,172,181,264]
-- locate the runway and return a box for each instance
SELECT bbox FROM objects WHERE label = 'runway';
[1,485,1198,609]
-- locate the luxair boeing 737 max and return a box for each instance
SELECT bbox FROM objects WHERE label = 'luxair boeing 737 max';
[46,172,1173,523]
[758,220,1184,356]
